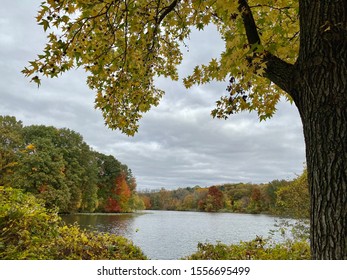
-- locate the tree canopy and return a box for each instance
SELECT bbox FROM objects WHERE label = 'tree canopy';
[23,0,298,135]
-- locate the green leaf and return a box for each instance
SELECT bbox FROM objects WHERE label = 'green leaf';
[31,76,41,87]
[39,19,50,32]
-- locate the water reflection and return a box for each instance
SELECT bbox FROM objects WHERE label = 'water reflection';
[61,210,282,259]
[61,213,136,236]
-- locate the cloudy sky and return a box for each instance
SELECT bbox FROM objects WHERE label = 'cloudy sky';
[0,1,306,190]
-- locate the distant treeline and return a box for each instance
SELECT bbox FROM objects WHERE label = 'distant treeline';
[0,115,144,213]
[140,170,309,218]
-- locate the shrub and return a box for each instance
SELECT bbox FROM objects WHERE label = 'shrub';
[0,186,146,260]
[52,224,146,260]
[185,237,310,260]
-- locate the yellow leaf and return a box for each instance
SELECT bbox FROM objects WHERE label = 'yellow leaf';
[26,143,35,150]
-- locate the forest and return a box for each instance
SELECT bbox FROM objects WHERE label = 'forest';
[140,170,309,219]
[0,115,144,213]
[1,115,309,218]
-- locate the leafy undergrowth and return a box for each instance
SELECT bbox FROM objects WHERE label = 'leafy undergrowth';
[185,237,310,260]
[0,186,147,260]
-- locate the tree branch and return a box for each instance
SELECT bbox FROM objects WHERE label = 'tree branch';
[238,0,297,97]
[263,53,297,94]
[158,0,179,24]
[148,0,180,55]
[238,0,261,45]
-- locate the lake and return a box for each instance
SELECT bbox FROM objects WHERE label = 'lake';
[61,210,284,259]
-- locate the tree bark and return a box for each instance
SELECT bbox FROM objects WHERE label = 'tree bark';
[300,90,347,259]
[296,72,347,259]
[293,0,347,259]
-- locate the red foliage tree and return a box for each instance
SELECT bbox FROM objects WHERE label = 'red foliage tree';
[104,197,121,212]
[104,172,131,212]
[200,186,224,212]
[141,195,152,209]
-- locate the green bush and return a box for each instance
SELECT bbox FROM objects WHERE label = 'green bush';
[185,237,310,260]
[0,186,147,260]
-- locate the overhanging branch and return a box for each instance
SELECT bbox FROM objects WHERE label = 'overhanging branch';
[238,0,261,45]
[158,0,180,24]
[238,0,297,97]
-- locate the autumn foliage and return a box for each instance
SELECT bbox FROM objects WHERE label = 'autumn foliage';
[140,170,309,218]
[104,173,132,213]
[0,186,147,260]
[199,186,224,212]
[0,115,144,213]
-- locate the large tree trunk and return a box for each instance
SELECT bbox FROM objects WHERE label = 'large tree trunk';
[294,0,347,259]
[240,0,347,258]
[298,85,347,259]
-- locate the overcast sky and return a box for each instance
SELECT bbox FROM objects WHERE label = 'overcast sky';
[0,1,306,190]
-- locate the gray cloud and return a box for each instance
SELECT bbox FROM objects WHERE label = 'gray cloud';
[0,0,306,190]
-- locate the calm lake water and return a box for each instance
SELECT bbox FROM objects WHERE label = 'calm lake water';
[61,210,283,259]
